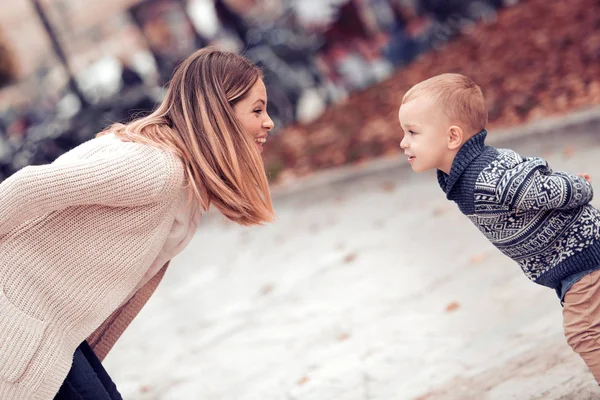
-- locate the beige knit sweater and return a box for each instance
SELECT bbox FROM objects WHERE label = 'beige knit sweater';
[0,134,197,399]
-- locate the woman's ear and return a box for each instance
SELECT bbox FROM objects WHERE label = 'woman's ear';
[448,125,464,150]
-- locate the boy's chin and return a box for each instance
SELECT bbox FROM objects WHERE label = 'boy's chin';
[410,164,433,173]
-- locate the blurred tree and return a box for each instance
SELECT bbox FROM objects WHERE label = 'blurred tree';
[0,28,17,88]
[30,0,89,108]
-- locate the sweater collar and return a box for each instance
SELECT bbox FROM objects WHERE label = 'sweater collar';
[437,129,487,195]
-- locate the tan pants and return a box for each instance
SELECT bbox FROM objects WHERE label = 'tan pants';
[563,269,600,383]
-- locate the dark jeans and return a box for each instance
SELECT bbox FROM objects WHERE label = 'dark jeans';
[54,341,122,400]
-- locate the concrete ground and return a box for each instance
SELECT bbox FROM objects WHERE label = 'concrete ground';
[105,112,600,399]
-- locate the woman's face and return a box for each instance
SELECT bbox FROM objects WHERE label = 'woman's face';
[233,78,274,153]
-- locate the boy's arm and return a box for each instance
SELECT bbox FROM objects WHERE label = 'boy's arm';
[496,157,593,211]
[0,149,176,235]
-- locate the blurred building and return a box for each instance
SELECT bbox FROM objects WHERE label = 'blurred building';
[0,0,153,108]
[0,0,512,181]
[0,0,150,75]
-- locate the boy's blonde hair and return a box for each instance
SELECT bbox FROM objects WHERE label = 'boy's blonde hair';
[402,73,488,134]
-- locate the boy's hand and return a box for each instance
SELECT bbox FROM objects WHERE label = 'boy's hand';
[578,173,592,182]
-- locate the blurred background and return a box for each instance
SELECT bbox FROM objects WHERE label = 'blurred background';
[0,0,535,183]
[3,1,600,399]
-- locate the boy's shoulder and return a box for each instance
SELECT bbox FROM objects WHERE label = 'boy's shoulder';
[478,147,547,179]
[474,147,539,192]
[487,147,523,169]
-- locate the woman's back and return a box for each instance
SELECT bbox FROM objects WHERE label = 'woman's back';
[0,134,185,399]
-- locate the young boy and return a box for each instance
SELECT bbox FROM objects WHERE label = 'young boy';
[398,73,600,382]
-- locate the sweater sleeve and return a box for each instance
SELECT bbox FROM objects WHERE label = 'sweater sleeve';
[496,157,593,211]
[0,146,179,235]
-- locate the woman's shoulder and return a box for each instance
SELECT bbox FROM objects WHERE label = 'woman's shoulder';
[121,137,186,196]
[108,135,186,194]
[52,133,147,163]
[55,133,185,195]
[58,133,173,163]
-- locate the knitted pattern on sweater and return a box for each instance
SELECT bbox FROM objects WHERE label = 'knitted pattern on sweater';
[438,130,600,288]
[0,134,185,399]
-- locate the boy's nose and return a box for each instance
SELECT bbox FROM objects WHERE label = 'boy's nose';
[400,137,408,149]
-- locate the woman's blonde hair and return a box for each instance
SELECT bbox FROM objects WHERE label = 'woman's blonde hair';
[99,47,274,225]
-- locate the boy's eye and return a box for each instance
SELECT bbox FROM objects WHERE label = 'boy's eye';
[409,130,417,134]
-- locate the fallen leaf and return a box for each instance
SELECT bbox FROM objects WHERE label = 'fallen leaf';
[259,283,275,296]
[469,252,489,265]
[382,181,396,192]
[445,301,461,313]
[343,252,357,264]
[297,376,310,385]
[432,205,450,217]
[139,385,152,393]
[563,146,575,158]
[337,332,350,342]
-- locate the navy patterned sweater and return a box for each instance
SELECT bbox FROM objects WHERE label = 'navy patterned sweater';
[437,130,600,289]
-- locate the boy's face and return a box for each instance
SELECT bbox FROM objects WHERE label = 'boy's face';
[398,95,455,173]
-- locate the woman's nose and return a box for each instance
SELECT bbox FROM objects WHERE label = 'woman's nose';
[263,114,274,131]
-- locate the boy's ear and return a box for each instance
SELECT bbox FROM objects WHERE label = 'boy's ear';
[447,125,464,150]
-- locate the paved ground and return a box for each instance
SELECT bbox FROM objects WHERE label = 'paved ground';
[105,120,600,399]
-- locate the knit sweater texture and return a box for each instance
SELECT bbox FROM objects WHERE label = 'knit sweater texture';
[0,134,188,399]
[438,130,600,288]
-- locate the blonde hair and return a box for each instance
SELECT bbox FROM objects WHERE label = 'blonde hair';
[402,73,488,134]
[98,47,274,226]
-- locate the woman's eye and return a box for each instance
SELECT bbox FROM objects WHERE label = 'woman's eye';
[254,109,263,114]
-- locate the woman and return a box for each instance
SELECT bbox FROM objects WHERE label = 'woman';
[0,47,275,400]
